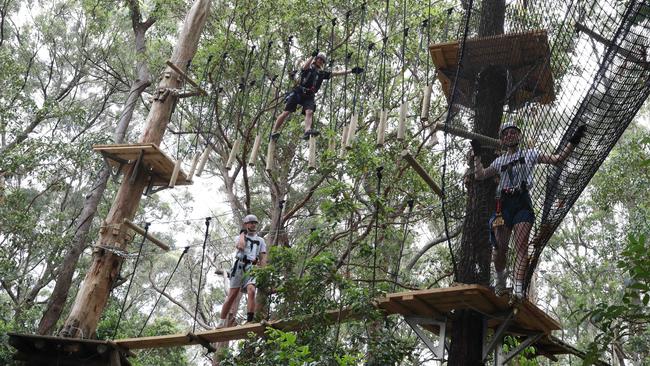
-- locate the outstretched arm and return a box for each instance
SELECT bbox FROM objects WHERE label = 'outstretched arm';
[537,125,586,165]
[537,143,575,165]
[331,66,364,77]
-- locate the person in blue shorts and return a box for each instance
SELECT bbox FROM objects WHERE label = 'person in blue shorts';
[472,122,585,297]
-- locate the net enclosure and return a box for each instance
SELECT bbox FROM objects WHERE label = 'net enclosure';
[434,0,649,295]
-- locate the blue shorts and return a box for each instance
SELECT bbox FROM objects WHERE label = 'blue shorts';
[488,191,535,245]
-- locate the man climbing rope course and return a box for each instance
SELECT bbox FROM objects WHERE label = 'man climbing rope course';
[218,214,267,327]
[471,122,586,298]
[271,51,364,141]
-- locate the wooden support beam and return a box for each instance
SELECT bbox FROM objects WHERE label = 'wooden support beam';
[123,219,170,251]
[186,332,216,353]
[434,122,501,148]
[576,22,649,69]
[165,60,208,95]
[400,150,443,198]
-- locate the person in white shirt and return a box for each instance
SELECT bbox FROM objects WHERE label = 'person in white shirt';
[218,214,267,326]
[472,122,585,297]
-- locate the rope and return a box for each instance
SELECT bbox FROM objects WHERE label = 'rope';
[113,222,149,339]
[192,217,211,333]
[268,36,293,139]
[351,4,367,115]
[392,199,414,292]
[328,18,337,132]
[371,166,384,294]
[338,10,352,130]
[441,0,475,282]
[137,246,190,337]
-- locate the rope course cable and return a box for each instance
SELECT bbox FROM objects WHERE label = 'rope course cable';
[113,223,150,339]
[138,246,190,337]
[192,217,211,333]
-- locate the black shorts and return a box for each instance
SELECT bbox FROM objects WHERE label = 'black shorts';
[499,190,535,229]
[284,89,316,114]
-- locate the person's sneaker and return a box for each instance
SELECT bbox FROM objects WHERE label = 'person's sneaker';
[216,318,226,329]
[513,281,525,300]
[270,131,281,141]
[302,129,320,141]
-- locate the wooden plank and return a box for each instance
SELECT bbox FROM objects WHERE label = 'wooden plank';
[93,143,190,187]
[432,48,447,68]
[400,150,443,198]
[165,60,208,95]
[111,285,559,351]
[400,294,444,319]
[123,219,170,251]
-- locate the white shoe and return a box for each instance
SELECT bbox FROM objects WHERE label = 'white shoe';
[216,318,226,328]
[513,281,524,300]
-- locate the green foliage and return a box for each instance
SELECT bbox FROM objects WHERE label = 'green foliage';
[584,234,650,364]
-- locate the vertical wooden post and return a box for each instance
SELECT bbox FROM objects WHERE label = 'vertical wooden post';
[376,110,387,147]
[265,138,276,172]
[308,135,317,170]
[186,153,200,181]
[195,146,212,177]
[225,138,241,170]
[397,102,407,141]
[168,159,181,188]
[248,134,262,166]
[60,0,212,339]
[420,84,433,121]
[340,125,350,156]
[345,113,359,149]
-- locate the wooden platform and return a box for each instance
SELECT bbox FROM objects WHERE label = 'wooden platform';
[7,333,131,366]
[376,285,560,334]
[114,285,558,350]
[10,285,598,364]
[93,143,190,187]
[429,30,555,110]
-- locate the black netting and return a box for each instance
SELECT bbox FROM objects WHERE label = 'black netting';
[439,0,649,296]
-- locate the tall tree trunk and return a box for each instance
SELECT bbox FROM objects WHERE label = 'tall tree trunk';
[60,0,211,339]
[448,1,505,364]
[37,6,156,336]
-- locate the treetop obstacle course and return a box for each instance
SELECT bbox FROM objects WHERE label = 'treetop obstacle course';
[4,0,649,364]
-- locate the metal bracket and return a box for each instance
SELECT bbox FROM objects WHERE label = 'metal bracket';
[482,309,516,361]
[129,149,145,185]
[144,172,170,196]
[493,333,544,366]
[404,316,447,360]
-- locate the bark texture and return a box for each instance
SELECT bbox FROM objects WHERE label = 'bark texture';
[60,0,211,339]
[448,1,505,364]
[38,2,156,336]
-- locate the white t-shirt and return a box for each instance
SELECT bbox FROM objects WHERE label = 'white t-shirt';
[488,148,540,191]
[234,233,267,261]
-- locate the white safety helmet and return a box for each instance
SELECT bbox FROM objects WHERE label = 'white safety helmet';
[315,52,327,63]
[243,214,259,224]
[499,122,521,137]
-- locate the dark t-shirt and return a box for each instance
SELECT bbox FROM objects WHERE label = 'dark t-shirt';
[299,66,332,95]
